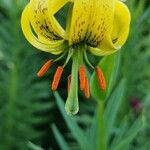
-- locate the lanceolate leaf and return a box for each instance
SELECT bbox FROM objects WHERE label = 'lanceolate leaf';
[27,142,44,150]
[52,124,70,150]
[110,117,128,148]
[104,79,126,143]
[113,117,144,150]
[90,52,120,101]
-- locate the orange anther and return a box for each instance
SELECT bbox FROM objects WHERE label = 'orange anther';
[67,75,71,95]
[51,66,63,91]
[37,59,53,77]
[84,76,90,98]
[95,66,106,91]
[79,66,86,90]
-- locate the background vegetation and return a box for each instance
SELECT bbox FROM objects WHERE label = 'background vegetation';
[0,0,149,149]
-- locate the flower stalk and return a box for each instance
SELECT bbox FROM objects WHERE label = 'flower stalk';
[97,100,106,150]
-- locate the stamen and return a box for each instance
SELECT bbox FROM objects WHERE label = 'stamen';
[84,76,90,98]
[84,50,95,69]
[79,66,86,90]
[63,48,73,67]
[53,51,67,62]
[37,59,53,77]
[68,75,71,95]
[51,66,64,91]
[95,66,106,91]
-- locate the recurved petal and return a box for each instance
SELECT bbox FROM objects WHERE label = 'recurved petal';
[69,0,92,45]
[21,4,65,55]
[88,46,117,56]
[49,0,70,14]
[48,0,70,38]
[111,0,131,49]
[89,0,131,56]
[28,0,65,41]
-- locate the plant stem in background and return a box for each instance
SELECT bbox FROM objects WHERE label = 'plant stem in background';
[97,101,106,150]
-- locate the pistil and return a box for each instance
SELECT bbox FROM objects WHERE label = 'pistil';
[65,45,80,115]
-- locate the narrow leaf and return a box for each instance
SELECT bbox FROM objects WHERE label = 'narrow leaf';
[114,117,144,150]
[27,142,44,150]
[104,79,126,143]
[52,124,70,150]
[110,116,128,148]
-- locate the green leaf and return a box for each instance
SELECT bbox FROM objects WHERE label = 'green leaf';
[104,79,126,143]
[90,52,120,101]
[114,117,144,150]
[110,117,128,148]
[52,124,70,150]
[0,2,54,148]
[54,92,90,150]
[27,142,44,150]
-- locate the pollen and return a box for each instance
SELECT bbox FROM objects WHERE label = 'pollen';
[37,59,53,77]
[95,66,106,91]
[79,66,86,90]
[51,66,64,91]
[84,76,90,98]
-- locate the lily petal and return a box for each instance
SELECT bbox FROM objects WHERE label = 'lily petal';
[111,0,131,48]
[29,0,64,41]
[48,0,70,38]
[69,0,92,45]
[86,0,115,47]
[88,0,131,56]
[65,3,73,39]
[21,4,65,55]
[49,0,70,14]
[88,46,117,56]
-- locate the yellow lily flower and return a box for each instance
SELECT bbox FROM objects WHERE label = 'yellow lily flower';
[21,0,131,115]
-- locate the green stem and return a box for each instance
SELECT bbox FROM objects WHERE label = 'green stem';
[97,101,106,150]
[65,46,80,115]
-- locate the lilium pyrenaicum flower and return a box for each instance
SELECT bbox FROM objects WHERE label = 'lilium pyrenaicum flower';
[21,0,131,115]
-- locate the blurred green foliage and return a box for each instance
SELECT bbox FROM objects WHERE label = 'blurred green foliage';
[0,0,56,149]
[0,0,150,150]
